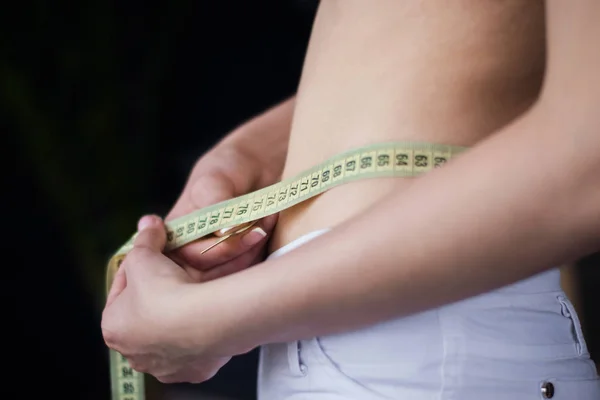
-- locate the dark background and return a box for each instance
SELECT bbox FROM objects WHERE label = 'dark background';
[3,1,318,399]
[2,1,598,399]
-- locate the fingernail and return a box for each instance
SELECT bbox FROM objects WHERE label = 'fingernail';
[241,227,267,246]
[138,215,160,231]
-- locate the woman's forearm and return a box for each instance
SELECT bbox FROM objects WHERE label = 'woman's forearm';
[197,100,600,352]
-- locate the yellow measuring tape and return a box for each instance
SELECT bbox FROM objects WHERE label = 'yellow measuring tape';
[105,141,468,400]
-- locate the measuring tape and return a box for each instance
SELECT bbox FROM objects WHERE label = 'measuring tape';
[105,141,468,400]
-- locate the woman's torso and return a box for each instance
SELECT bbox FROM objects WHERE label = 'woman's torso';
[260,5,600,398]
[269,0,546,254]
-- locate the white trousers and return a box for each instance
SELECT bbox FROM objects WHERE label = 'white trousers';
[257,229,600,399]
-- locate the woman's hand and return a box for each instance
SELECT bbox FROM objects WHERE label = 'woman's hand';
[165,145,278,282]
[162,97,295,281]
[102,215,244,383]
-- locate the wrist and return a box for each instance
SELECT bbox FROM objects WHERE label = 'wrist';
[178,281,260,357]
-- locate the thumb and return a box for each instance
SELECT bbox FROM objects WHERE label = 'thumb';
[126,214,186,283]
[133,214,167,252]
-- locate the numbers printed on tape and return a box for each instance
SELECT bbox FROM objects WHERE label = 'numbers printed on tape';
[105,141,468,400]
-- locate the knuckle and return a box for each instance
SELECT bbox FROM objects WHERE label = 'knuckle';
[101,311,137,354]
[101,317,122,349]
[127,359,150,374]
[132,232,151,248]
[156,374,177,384]
[125,247,151,265]
[192,370,217,383]
[101,327,119,349]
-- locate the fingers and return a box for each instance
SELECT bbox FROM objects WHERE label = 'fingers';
[124,215,185,282]
[199,242,265,282]
[165,171,236,221]
[170,227,265,272]
[173,213,277,270]
[105,263,127,308]
[133,215,167,252]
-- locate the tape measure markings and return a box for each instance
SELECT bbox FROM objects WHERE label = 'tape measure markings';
[105,141,467,400]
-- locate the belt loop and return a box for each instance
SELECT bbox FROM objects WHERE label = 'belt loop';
[287,340,307,377]
[557,295,588,356]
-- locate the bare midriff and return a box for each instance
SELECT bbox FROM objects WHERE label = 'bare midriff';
[269,0,546,254]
